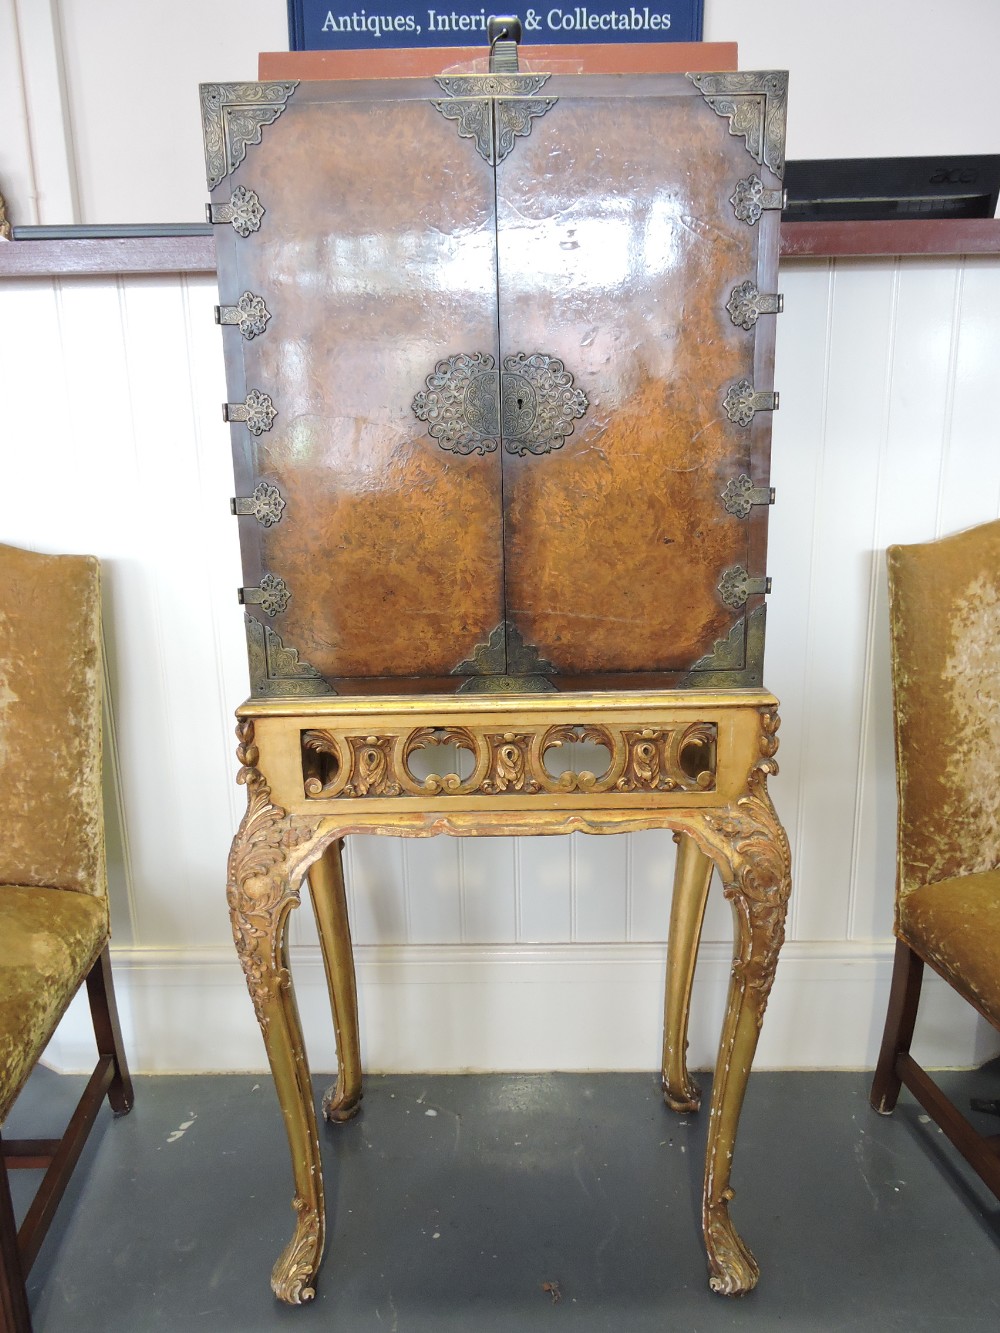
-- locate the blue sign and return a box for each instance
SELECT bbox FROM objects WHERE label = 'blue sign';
[287,2,703,49]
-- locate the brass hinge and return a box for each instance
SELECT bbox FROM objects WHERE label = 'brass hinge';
[723,380,779,427]
[231,482,285,527]
[726,281,783,330]
[730,175,785,226]
[238,574,290,617]
[721,475,775,518]
[718,566,771,609]
[223,390,277,436]
[206,185,264,236]
[215,291,271,339]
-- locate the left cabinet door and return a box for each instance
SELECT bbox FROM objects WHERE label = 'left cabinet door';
[208,81,505,692]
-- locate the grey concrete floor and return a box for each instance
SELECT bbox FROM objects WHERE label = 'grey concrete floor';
[7,1066,1000,1331]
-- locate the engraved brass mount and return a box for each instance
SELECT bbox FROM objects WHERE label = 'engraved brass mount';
[727,281,783,330]
[730,175,784,226]
[207,185,265,236]
[239,574,290,617]
[432,74,556,165]
[412,351,588,456]
[232,481,286,526]
[721,474,775,518]
[216,291,271,339]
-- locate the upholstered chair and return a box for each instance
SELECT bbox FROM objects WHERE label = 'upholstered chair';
[871,518,1000,1195]
[0,543,133,1332]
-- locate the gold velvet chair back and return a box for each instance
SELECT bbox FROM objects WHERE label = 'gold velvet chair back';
[871,518,1000,1195]
[0,543,133,1333]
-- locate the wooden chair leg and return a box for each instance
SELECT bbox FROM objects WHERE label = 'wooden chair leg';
[0,1142,32,1333]
[871,936,924,1114]
[85,946,134,1116]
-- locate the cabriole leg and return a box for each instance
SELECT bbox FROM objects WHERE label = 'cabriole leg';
[227,721,326,1304]
[307,838,363,1123]
[662,832,714,1111]
[691,736,791,1295]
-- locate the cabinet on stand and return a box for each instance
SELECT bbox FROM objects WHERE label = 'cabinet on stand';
[203,34,791,1302]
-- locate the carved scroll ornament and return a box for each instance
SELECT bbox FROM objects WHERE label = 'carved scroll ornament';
[300,718,717,800]
[228,721,305,1027]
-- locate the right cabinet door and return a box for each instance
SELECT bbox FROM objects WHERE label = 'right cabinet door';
[494,72,785,688]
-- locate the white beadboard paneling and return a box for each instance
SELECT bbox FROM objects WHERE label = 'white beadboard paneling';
[516,836,573,943]
[101,668,137,945]
[792,262,898,942]
[849,574,898,944]
[347,836,408,946]
[849,260,966,941]
[938,258,1000,532]
[111,277,238,946]
[765,259,835,939]
[626,828,676,943]
[403,837,464,945]
[572,831,629,943]
[458,836,518,943]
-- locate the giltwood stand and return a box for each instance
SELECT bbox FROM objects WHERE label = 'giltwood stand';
[225,689,791,1302]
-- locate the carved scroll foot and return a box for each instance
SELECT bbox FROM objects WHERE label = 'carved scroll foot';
[307,837,364,1124]
[704,1195,760,1295]
[662,832,714,1113]
[227,721,328,1305]
[271,1195,323,1303]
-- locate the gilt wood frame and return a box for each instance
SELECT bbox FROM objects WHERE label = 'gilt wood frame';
[226,689,791,1301]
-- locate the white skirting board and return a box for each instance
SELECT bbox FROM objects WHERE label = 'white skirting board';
[41,941,1000,1077]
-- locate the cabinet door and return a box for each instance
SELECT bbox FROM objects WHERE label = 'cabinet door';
[494,73,783,686]
[212,82,505,689]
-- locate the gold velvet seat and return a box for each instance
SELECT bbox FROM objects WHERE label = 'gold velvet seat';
[0,888,109,1124]
[0,544,133,1333]
[871,519,1000,1196]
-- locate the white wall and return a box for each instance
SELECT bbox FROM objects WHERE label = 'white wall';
[2,2,1000,1075]
[2,1,999,223]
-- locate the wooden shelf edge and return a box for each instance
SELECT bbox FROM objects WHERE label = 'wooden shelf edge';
[0,234,217,277]
[779,218,1000,259]
[1,220,998,278]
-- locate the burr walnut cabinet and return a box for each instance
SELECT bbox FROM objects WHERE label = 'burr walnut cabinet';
[203,40,791,1307]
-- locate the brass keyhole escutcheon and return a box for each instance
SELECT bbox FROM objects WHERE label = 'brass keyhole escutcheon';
[412,351,588,457]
